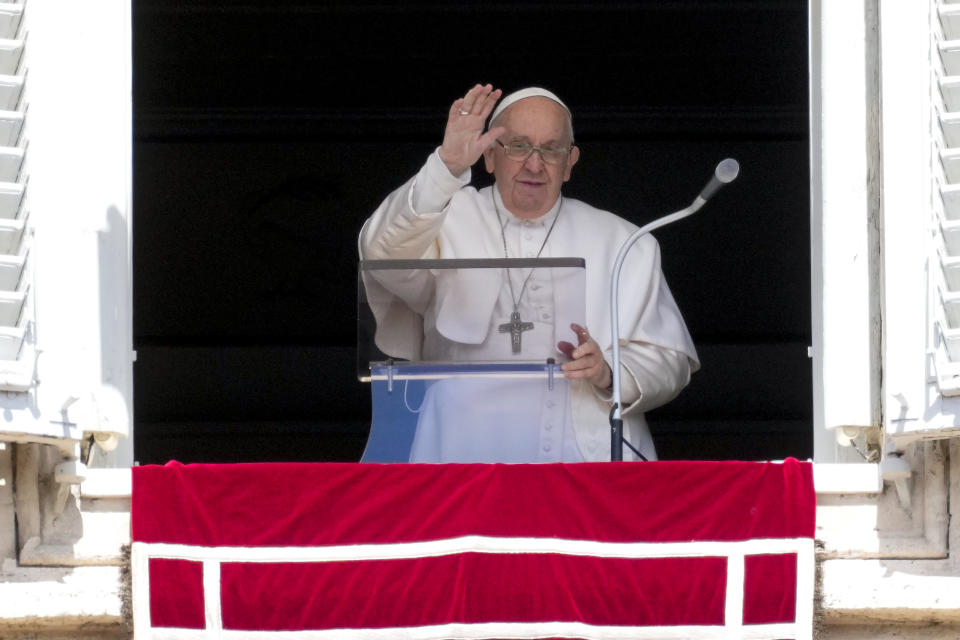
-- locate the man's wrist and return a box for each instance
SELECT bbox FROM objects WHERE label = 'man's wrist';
[437,149,469,179]
[597,361,613,392]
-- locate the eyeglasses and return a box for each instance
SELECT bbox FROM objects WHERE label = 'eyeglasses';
[495,139,573,165]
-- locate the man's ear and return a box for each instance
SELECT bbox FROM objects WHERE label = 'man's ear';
[563,145,580,182]
[483,146,496,174]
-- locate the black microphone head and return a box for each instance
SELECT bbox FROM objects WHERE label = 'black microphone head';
[715,158,740,184]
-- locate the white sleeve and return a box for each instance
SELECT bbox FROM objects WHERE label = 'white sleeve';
[359,149,470,260]
[595,343,692,414]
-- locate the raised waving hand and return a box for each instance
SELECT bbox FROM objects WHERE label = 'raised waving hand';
[438,83,506,177]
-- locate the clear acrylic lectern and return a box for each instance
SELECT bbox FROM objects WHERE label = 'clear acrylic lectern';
[358,258,586,463]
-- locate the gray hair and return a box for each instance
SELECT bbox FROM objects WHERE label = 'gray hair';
[488,87,575,145]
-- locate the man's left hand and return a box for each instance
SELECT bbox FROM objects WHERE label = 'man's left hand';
[558,323,612,390]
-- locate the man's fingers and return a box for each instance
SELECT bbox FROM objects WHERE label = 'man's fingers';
[440,84,502,176]
[562,354,612,387]
[449,98,466,119]
[461,83,496,115]
[571,323,590,346]
[561,356,603,380]
[440,85,500,174]
[459,84,481,113]
[562,351,600,371]
[479,87,503,118]
[567,323,595,359]
[560,324,611,388]
[477,126,506,150]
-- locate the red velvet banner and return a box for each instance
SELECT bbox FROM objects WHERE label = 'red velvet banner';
[132,460,815,638]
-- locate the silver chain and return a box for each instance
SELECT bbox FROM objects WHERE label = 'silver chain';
[492,194,563,312]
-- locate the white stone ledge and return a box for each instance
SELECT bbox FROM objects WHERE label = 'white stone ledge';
[0,564,124,632]
[80,467,131,498]
[821,558,960,625]
[820,625,960,639]
[813,463,881,494]
[62,464,890,499]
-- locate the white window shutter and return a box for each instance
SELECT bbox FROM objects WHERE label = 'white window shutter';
[934,6,960,396]
[877,1,960,444]
[0,6,26,392]
[810,0,881,461]
[0,2,133,467]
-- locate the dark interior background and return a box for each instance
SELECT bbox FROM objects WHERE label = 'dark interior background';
[132,0,812,464]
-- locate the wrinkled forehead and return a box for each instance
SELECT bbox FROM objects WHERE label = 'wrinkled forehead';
[494,97,573,142]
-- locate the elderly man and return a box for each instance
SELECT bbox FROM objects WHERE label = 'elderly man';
[360,84,698,462]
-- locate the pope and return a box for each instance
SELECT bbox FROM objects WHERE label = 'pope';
[360,83,699,462]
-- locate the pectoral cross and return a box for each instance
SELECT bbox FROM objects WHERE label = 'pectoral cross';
[499,310,534,354]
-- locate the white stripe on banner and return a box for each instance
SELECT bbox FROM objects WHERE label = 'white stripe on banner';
[132,538,815,640]
[132,540,152,638]
[145,621,801,640]
[794,538,816,639]
[134,535,813,563]
[724,551,745,636]
[202,559,222,634]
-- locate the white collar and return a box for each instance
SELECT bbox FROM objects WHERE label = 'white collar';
[491,186,562,228]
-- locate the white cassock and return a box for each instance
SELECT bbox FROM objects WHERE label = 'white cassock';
[359,150,700,462]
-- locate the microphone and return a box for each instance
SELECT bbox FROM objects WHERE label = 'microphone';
[697,158,741,203]
[608,159,739,461]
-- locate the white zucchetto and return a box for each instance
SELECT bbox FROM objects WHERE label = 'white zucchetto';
[488,87,570,129]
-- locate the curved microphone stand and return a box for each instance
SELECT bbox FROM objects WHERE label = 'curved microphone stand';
[609,159,739,461]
